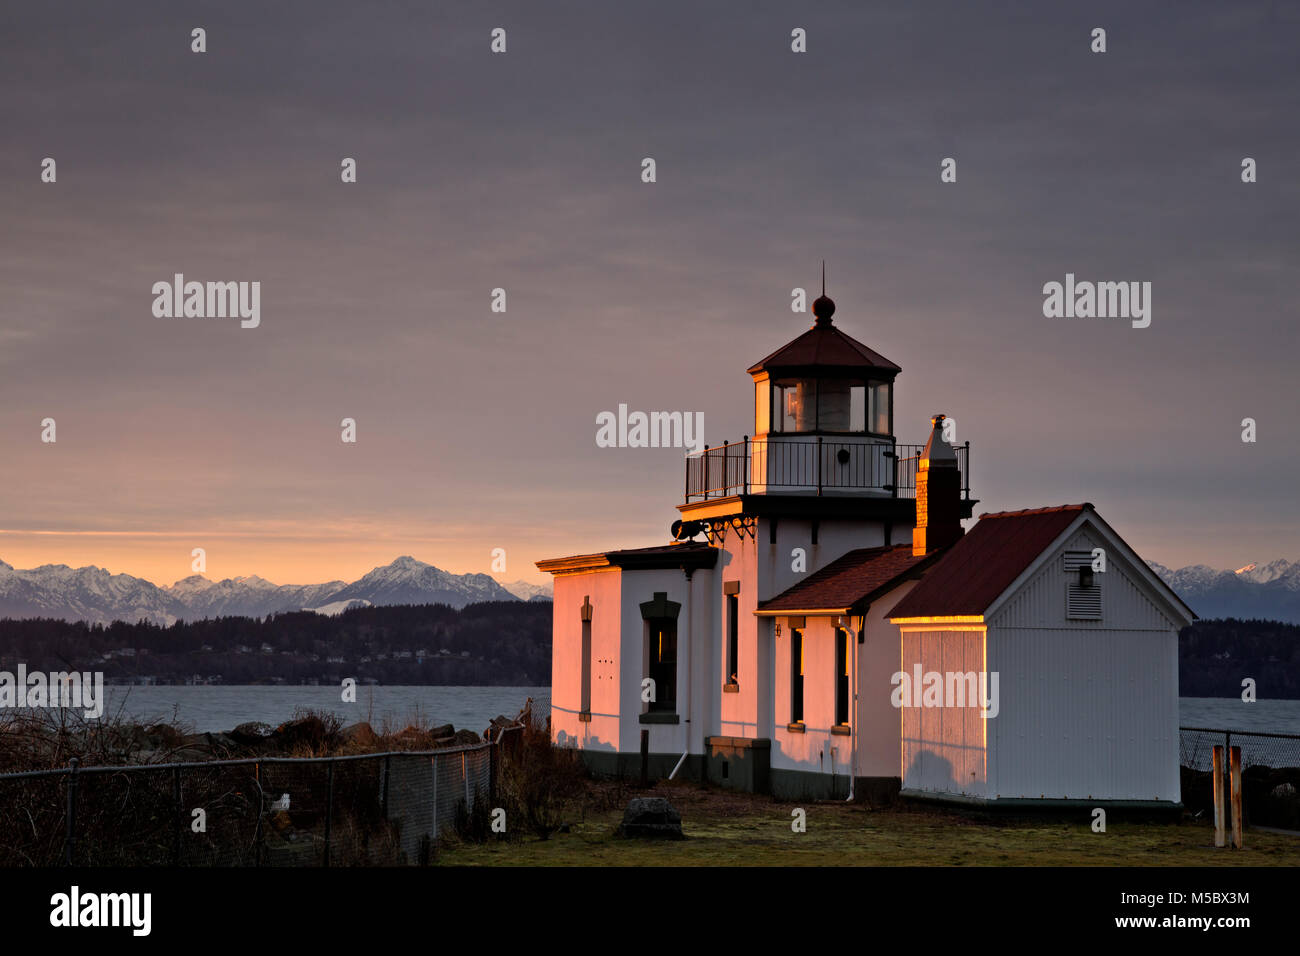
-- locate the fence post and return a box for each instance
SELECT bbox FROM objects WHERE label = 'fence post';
[640,729,649,788]
[1229,746,1243,849]
[254,761,263,867]
[63,757,79,866]
[1212,745,1225,848]
[172,765,182,865]
[489,736,498,807]
[323,759,335,867]
[432,754,438,839]
[382,754,391,819]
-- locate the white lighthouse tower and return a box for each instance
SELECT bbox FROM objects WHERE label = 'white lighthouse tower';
[538,279,975,799]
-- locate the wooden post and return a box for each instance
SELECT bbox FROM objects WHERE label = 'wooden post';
[323,760,335,867]
[1229,746,1243,849]
[640,729,649,788]
[172,765,182,865]
[64,757,79,866]
[1212,745,1225,848]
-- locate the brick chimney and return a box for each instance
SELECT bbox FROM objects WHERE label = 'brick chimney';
[912,414,964,556]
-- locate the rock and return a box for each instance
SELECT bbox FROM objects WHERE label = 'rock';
[449,729,481,746]
[229,722,274,744]
[1271,782,1297,800]
[341,722,378,747]
[429,723,455,739]
[618,797,684,839]
[272,716,332,751]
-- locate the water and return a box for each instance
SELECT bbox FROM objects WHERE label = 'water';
[97,685,551,735]
[1178,697,1300,734]
[91,687,1300,736]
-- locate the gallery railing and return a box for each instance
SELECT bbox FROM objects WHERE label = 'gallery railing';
[684,438,970,502]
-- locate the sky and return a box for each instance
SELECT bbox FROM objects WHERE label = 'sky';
[1,1,1297,587]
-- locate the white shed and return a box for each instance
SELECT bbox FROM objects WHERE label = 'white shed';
[889,503,1196,807]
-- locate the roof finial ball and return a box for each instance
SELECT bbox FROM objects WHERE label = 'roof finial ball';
[812,260,835,326]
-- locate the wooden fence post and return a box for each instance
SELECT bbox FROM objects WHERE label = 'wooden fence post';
[64,757,79,866]
[1229,745,1243,849]
[1212,744,1225,848]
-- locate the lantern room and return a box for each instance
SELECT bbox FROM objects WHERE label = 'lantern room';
[748,292,899,439]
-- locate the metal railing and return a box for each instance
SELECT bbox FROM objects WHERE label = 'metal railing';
[685,437,970,502]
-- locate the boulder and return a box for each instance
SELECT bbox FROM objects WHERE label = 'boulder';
[229,722,274,745]
[429,723,455,739]
[1271,782,1297,800]
[449,729,481,746]
[341,722,379,747]
[618,797,684,839]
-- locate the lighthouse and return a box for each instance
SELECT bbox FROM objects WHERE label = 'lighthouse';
[537,276,1189,806]
[539,280,975,799]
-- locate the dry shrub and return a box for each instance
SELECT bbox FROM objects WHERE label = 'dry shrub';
[494,725,588,840]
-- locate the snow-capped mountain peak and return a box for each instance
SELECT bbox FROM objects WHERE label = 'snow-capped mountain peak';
[1147,557,1300,623]
[0,555,537,625]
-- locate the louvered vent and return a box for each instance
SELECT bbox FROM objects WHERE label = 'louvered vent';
[1063,550,1093,572]
[1066,582,1102,620]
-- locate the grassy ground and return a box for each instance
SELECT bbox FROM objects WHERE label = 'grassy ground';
[436,778,1300,866]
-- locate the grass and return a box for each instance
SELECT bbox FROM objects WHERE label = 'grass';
[436,778,1300,867]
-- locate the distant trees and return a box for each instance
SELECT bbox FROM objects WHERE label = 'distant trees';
[0,601,553,686]
[1179,618,1300,699]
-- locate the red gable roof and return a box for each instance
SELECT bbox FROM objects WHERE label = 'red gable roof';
[888,504,1090,619]
[757,545,935,614]
[747,323,901,377]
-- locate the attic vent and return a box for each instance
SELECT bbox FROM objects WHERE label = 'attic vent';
[1066,582,1102,621]
[1063,551,1093,572]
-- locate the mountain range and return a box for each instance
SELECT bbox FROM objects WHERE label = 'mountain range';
[1147,559,1300,624]
[2,553,1296,626]
[0,556,552,626]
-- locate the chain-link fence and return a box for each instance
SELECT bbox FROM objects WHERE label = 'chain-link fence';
[1179,727,1300,772]
[1178,726,1300,831]
[0,742,495,867]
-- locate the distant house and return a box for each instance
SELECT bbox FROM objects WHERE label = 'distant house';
[538,288,1194,806]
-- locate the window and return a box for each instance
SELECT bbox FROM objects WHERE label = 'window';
[754,381,770,434]
[834,628,850,726]
[725,585,739,685]
[647,619,677,712]
[790,628,804,724]
[868,382,892,435]
[579,597,593,716]
[773,378,817,432]
[817,379,866,432]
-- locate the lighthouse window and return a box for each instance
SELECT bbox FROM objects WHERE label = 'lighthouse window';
[754,381,770,434]
[818,379,867,432]
[646,619,677,713]
[774,378,817,432]
[834,628,850,726]
[790,628,805,724]
[868,382,892,435]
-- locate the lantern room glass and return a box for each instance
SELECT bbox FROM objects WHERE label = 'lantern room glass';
[768,376,892,434]
[773,378,817,432]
